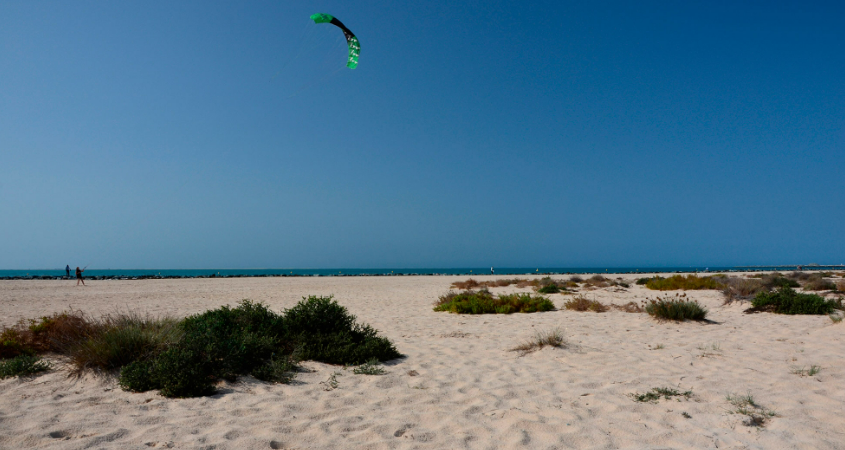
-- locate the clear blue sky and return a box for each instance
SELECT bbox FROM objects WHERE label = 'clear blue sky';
[1,1,843,269]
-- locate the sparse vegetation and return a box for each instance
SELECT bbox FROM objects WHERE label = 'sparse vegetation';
[2,297,401,398]
[434,290,554,314]
[726,392,777,427]
[510,327,566,355]
[747,287,838,315]
[645,295,708,321]
[645,275,723,291]
[611,301,644,313]
[630,387,692,403]
[450,278,528,290]
[563,295,608,312]
[0,354,51,379]
[791,365,821,377]
[353,358,387,375]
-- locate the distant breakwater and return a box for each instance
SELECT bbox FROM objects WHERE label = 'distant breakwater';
[0,265,829,281]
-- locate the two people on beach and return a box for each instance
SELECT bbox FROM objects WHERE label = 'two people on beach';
[76,266,85,286]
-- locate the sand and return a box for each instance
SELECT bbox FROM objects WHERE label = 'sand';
[1,274,843,449]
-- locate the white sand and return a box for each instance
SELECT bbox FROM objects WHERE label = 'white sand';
[1,274,843,449]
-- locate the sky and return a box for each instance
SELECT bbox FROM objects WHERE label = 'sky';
[1,0,843,269]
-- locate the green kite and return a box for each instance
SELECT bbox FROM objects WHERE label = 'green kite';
[310,13,360,69]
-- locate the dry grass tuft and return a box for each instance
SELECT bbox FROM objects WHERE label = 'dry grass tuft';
[563,295,608,312]
[510,327,567,355]
[611,302,644,313]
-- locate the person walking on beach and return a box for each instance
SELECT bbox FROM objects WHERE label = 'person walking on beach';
[65,265,70,278]
[491,267,494,275]
[75,266,85,286]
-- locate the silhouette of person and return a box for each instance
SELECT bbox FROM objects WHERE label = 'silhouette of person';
[66,265,70,278]
[491,267,494,275]
[76,266,85,286]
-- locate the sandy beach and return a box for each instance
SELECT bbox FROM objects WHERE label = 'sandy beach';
[1,273,843,449]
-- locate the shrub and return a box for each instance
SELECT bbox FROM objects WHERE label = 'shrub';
[803,276,835,291]
[636,277,654,285]
[153,345,216,398]
[0,354,50,379]
[563,295,608,312]
[451,279,481,290]
[118,359,160,392]
[537,284,561,294]
[646,275,723,291]
[434,290,554,314]
[252,355,298,383]
[645,296,708,321]
[0,329,35,359]
[748,288,837,315]
[282,296,401,365]
[631,387,692,403]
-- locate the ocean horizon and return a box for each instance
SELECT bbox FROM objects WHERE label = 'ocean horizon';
[2,265,841,279]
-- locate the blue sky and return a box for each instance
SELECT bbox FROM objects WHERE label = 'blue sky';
[1,1,843,269]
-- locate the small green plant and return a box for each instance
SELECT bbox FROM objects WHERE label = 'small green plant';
[563,295,608,312]
[434,290,554,314]
[0,354,51,379]
[830,313,843,323]
[510,327,567,355]
[748,287,838,315]
[353,358,387,375]
[630,387,692,403]
[791,365,821,377]
[681,412,692,419]
[726,392,777,427]
[652,343,665,350]
[697,342,722,357]
[645,295,708,321]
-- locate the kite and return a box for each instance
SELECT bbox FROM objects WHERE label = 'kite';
[310,13,360,69]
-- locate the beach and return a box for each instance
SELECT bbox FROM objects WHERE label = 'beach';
[1,273,843,449]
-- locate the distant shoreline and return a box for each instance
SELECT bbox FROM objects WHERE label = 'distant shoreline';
[2,265,842,280]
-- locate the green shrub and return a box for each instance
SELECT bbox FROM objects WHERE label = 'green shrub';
[749,288,837,315]
[537,284,561,294]
[282,296,401,365]
[252,355,298,383]
[434,290,554,314]
[646,275,723,291]
[636,277,654,285]
[645,296,708,321]
[118,359,160,392]
[803,277,835,291]
[153,345,216,398]
[0,354,50,379]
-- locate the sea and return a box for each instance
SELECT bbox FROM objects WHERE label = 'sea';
[1,266,838,280]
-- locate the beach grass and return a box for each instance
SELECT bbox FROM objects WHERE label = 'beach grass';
[510,327,567,355]
[434,290,554,314]
[645,295,708,321]
[563,295,608,312]
[0,354,51,379]
[645,275,723,291]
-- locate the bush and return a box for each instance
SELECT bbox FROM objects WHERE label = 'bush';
[0,354,50,379]
[118,359,160,392]
[537,284,561,294]
[646,275,723,291]
[636,277,654,285]
[0,329,36,359]
[645,296,708,321]
[749,288,838,315]
[563,296,608,312]
[251,355,298,383]
[153,345,216,398]
[282,296,401,365]
[434,290,554,314]
[803,277,835,291]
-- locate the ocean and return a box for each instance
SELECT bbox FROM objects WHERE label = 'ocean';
[0,265,835,280]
